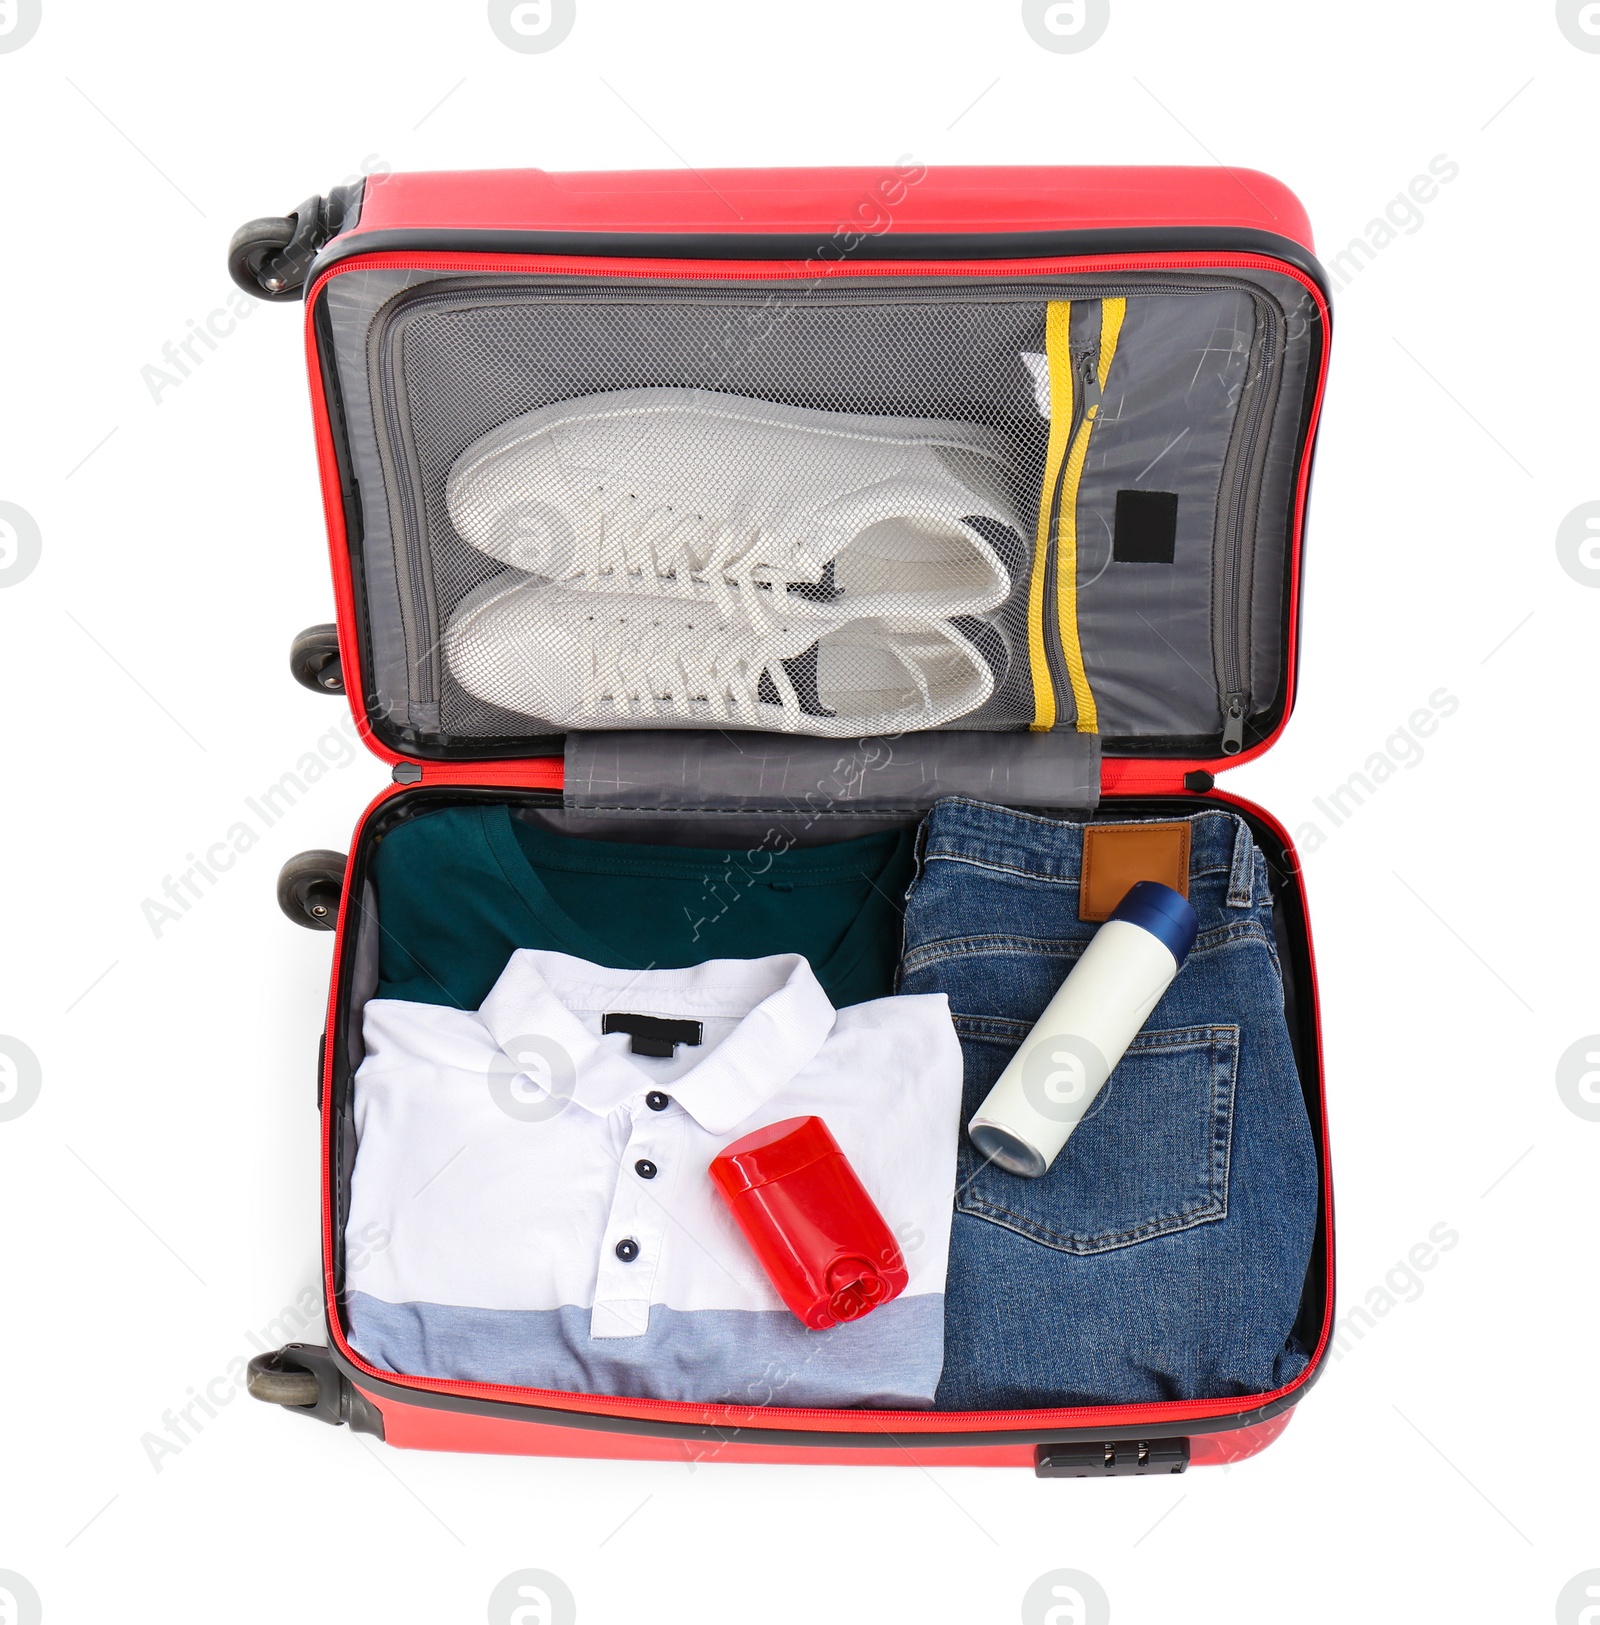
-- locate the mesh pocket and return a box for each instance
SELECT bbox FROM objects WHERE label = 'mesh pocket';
[373,283,1057,738]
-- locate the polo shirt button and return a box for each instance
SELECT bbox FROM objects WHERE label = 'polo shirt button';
[614,1238,640,1263]
[634,1159,657,1180]
[645,1091,670,1112]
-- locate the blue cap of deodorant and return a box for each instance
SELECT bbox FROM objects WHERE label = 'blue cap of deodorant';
[1109,880,1199,966]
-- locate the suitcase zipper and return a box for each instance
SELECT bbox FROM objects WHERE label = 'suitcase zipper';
[328,1348,1310,1433]
[1212,290,1281,755]
[1219,692,1248,755]
[386,758,565,789]
[333,1336,1319,1433]
[1032,340,1094,730]
[371,344,443,717]
[393,438,440,717]
[1028,304,1087,731]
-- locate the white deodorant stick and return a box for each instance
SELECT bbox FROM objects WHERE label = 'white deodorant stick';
[967,880,1200,1178]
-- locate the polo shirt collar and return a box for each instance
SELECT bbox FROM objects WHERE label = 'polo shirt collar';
[478,950,838,1136]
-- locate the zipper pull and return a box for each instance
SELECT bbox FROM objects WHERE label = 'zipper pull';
[1220,693,1248,755]
[1080,350,1101,418]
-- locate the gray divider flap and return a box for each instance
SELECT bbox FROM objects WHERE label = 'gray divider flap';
[563,730,1101,816]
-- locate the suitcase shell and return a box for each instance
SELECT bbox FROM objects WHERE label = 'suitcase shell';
[238,165,1335,1476]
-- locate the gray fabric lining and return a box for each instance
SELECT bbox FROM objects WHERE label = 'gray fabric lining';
[324,270,446,734]
[1247,280,1320,713]
[1075,289,1254,737]
[345,878,382,1076]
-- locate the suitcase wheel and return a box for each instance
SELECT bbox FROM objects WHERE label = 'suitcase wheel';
[227,214,302,301]
[227,194,330,302]
[289,623,344,694]
[277,850,347,930]
[246,1351,321,1408]
[246,1344,385,1435]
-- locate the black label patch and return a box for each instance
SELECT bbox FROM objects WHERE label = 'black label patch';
[602,1012,704,1058]
[1113,490,1179,564]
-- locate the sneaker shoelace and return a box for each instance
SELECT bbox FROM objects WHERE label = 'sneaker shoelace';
[579,609,806,729]
[570,486,819,624]
[575,613,944,730]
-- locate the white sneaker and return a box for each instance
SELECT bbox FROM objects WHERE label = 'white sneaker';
[444,573,1005,735]
[445,388,1024,623]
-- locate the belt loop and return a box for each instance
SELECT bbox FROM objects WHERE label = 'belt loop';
[906,813,930,898]
[1227,817,1254,909]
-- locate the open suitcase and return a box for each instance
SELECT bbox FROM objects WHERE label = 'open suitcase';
[232,165,1334,1476]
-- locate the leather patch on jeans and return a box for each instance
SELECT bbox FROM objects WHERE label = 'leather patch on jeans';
[1079,822,1191,921]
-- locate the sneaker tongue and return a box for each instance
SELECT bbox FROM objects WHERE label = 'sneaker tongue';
[758,643,834,717]
[761,505,843,589]
[961,513,1026,582]
[949,613,1009,687]
[784,557,843,604]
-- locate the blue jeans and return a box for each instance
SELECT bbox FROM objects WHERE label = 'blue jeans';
[899,798,1318,1408]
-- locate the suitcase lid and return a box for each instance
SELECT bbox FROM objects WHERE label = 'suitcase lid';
[246,166,1330,800]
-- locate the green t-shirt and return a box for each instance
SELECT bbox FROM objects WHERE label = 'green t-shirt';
[370,805,914,1012]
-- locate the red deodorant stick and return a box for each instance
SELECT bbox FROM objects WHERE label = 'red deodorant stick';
[709,1115,908,1330]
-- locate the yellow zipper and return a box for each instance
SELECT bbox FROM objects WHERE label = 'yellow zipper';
[1026,302,1074,731]
[1027,297,1126,733]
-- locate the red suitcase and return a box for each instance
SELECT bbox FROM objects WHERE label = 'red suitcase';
[233,165,1334,1476]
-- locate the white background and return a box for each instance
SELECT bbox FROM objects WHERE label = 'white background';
[2,2,1597,1621]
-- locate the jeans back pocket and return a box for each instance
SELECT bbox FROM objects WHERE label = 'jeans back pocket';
[954,1020,1239,1255]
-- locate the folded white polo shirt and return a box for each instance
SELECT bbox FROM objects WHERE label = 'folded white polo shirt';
[345,950,963,1407]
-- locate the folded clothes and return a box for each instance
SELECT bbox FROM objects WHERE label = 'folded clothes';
[370,805,914,1011]
[897,798,1318,1409]
[345,950,963,1406]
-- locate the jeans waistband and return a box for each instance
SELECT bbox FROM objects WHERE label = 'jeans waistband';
[919,798,1265,913]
